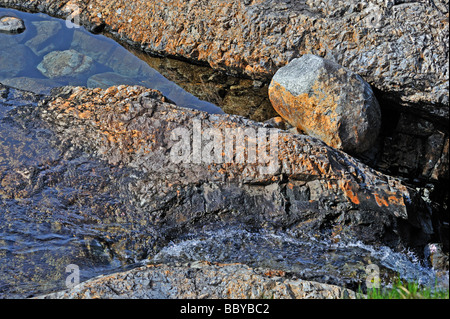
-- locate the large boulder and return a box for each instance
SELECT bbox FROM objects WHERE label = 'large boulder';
[269,54,381,154]
[34,85,434,253]
[0,83,442,297]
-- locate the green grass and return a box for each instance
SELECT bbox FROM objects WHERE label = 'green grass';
[358,278,449,299]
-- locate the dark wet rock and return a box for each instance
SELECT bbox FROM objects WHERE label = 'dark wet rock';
[25,20,63,56]
[0,15,25,33]
[0,83,445,297]
[37,49,94,79]
[0,76,64,94]
[424,243,449,272]
[269,54,381,154]
[36,261,359,299]
[0,84,142,297]
[377,112,449,182]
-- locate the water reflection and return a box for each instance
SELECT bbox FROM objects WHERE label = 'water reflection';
[150,228,448,291]
[0,7,224,114]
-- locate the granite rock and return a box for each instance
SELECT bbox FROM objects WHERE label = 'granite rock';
[34,84,435,253]
[1,0,447,121]
[36,262,359,299]
[269,54,381,154]
[37,49,94,78]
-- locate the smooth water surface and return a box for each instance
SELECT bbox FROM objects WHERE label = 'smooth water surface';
[0,7,224,114]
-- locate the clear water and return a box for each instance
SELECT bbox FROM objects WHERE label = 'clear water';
[0,7,224,114]
[0,86,131,298]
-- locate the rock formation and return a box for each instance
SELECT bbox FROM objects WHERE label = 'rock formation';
[269,54,381,154]
[36,261,358,299]
[33,84,435,252]
[0,0,448,299]
[1,0,447,120]
[0,80,443,297]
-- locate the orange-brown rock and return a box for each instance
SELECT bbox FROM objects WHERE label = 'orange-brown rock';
[268,54,381,154]
[0,83,442,297]
[0,15,25,33]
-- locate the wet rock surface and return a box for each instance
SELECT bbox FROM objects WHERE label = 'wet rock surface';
[0,2,448,299]
[38,84,436,252]
[0,4,446,210]
[37,261,359,299]
[269,54,381,154]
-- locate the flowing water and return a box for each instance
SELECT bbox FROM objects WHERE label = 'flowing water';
[149,227,448,291]
[0,7,448,298]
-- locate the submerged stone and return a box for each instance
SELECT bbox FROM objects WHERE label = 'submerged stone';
[37,49,94,78]
[36,262,359,299]
[0,76,64,94]
[269,54,381,154]
[87,72,144,89]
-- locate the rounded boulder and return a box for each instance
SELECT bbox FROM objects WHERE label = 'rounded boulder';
[269,54,381,154]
